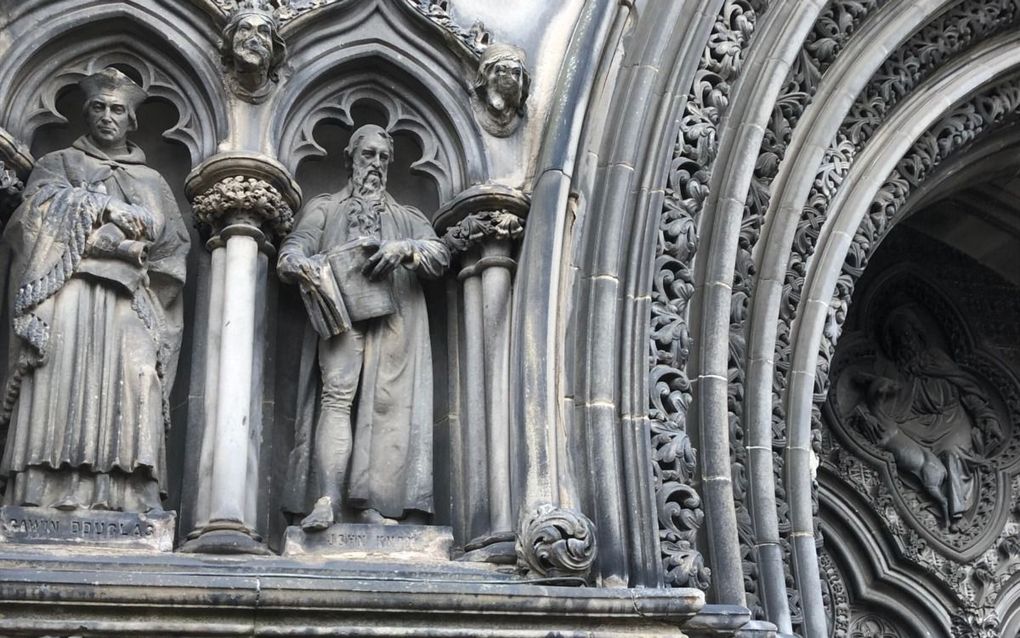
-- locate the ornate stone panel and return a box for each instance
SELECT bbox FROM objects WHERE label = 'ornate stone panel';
[823,260,1020,631]
[650,0,769,593]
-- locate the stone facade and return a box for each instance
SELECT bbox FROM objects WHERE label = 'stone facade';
[0,1,1018,637]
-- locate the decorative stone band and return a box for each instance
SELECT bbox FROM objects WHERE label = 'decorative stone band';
[441,210,525,256]
[649,0,765,594]
[192,175,294,239]
[516,503,598,582]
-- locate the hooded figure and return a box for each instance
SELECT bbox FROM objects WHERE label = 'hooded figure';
[0,67,190,513]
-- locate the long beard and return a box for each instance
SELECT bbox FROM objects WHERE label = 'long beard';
[353,168,386,198]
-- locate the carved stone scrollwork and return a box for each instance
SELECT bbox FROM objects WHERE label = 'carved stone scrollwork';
[950,610,1000,638]
[516,503,598,582]
[819,550,850,638]
[849,615,903,638]
[192,175,294,239]
[218,0,287,103]
[650,0,765,595]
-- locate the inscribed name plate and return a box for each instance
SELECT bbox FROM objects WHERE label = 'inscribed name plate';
[283,523,453,561]
[0,506,175,551]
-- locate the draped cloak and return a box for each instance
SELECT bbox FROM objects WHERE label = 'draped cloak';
[280,187,448,518]
[0,137,189,511]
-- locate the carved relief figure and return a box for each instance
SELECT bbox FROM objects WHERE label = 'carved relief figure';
[471,43,530,137]
[220,0,286,102]
[854,307,1003,528]
[279,124,449,530]
[0,68,190,513]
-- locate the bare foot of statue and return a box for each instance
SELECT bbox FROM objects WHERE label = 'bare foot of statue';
[356,508,398,526]
[301,496,335,531]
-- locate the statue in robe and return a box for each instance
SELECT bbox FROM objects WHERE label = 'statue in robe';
[278,124,449,530]
[855,307,1004,528]
[0,68,190,513]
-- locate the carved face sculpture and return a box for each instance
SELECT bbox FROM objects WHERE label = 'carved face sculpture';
[484,56,525,115]
[231,13,275,72]
[348,126,393,197]
[85,90,134,150]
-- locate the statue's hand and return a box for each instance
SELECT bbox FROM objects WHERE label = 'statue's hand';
[278,253,313,285]
[108,200,155,240]
[363,239,413,280]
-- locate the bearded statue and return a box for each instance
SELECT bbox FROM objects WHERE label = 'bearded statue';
[219,0,287,102]
[471,43,530,137]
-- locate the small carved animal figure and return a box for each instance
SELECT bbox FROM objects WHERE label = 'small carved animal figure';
[855,374,950,523]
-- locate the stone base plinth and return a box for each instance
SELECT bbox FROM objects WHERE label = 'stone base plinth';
[0,547,715,636]
[0,506,174,551]
[283,523,453,561]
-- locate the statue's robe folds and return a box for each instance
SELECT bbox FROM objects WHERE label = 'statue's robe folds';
[0,137,189,512]
[282,187,448,519]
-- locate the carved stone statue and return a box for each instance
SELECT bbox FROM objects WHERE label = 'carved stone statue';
[279,124,449,531]
[854,307,1003,528]
[0,68,190,513]
[219,0,286,102]
[471,43,530,137]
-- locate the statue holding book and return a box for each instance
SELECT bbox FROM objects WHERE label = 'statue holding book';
[278,124,449,530]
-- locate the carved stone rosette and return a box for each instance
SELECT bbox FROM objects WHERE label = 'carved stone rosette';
[516,503,598,582]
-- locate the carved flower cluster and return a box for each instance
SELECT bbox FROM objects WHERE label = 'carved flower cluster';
[441,210,524,254]
[192,176,294,236]
[516,503,597,581]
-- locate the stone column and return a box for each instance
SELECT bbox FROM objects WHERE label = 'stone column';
[438,186,528,564]
[180,156,298,554]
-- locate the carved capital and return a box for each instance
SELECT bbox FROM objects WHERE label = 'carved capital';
[442,210,524,255]
[516,503,597,581]
[187,152,301,244]
[192,176,293,240]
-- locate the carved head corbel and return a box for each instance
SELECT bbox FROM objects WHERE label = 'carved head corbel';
[471,43,530,137]
[220,0,287,103]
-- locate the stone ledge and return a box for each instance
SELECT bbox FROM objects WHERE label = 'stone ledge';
[0,548,718,637]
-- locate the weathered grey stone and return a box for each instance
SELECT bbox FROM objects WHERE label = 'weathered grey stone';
[0,506,174,551]
[282,523,453,561]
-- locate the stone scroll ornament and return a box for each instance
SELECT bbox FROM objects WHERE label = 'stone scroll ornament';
[0,68,190,515]
[219,0,287,103]
[516,503,598,582]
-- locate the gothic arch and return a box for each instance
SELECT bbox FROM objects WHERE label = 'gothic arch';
[269,0,488,206]
[0,1,226,166]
